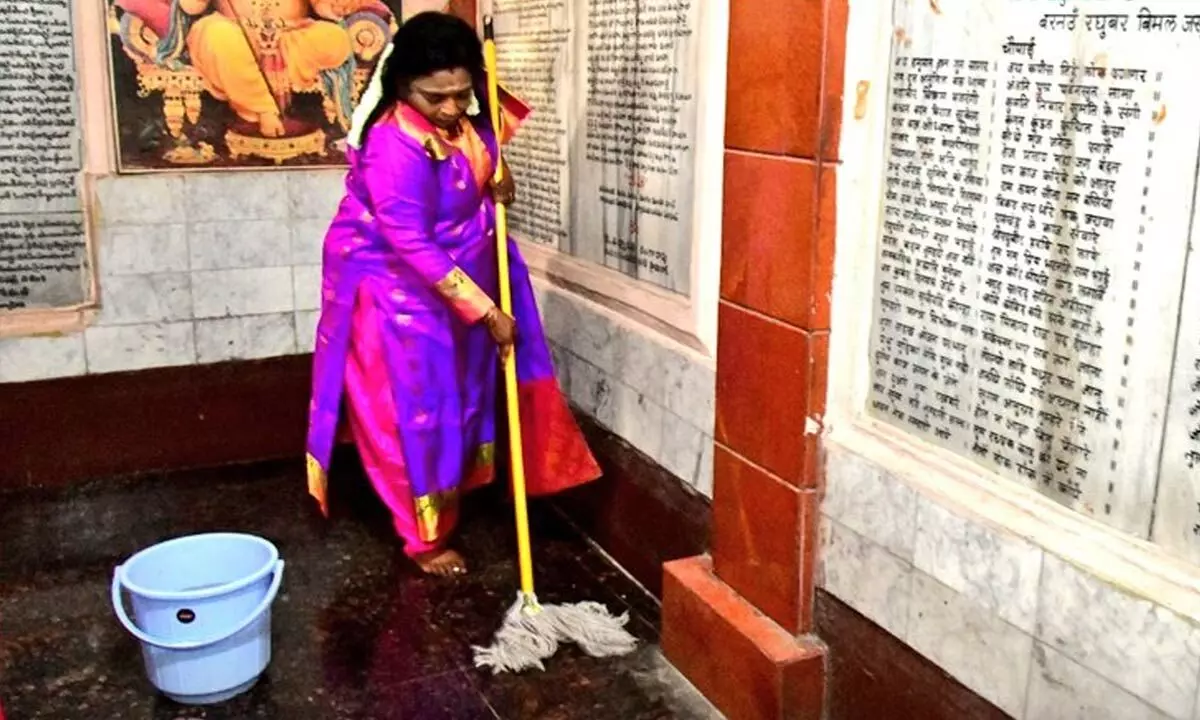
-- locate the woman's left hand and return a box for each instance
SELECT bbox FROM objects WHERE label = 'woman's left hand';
[491,162,516,206]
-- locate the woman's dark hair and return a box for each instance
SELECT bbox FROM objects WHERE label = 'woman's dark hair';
[359,12,486,149]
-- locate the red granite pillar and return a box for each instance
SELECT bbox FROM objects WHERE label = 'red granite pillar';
[661,1,847,718]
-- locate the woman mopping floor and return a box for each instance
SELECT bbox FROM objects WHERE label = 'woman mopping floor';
[304,10,636,672]
[304,13,600,578]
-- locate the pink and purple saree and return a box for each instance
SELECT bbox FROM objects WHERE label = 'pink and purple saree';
[305,96,600,556]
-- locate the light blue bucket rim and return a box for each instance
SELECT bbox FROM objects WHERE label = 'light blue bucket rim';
[116,532,280,602]
[112,559,284,651]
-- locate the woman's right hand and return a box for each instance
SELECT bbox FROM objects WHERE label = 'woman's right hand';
[484,307,516,353]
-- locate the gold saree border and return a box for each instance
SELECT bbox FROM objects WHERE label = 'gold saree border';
[411,442,496,543]
[434,266,494,324]
[307,453,329,517]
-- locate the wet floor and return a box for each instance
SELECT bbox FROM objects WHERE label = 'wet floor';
[0,457,721,719]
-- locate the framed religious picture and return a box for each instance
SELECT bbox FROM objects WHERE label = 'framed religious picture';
[105,0,474,172]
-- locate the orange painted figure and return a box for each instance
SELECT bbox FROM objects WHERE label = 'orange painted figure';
[180,0,363,136]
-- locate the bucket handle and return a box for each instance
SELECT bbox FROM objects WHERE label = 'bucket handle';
[111,560,285,651]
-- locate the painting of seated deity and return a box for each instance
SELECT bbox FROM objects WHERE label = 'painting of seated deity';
[105,0,474,171]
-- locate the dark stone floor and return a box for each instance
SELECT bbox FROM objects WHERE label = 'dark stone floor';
[0,459,721,720]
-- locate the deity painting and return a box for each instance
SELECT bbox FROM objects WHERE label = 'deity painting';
[106,0,473,171]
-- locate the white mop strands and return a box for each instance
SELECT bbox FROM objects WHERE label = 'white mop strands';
[472,592,639,674]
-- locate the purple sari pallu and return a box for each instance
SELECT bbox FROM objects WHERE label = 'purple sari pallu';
[306,100,600,554]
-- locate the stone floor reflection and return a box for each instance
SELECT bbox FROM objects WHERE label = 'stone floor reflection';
[0,458,721,719]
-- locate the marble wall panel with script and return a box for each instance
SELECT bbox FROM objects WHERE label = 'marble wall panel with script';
[493,0,700,295]
[867,0,1200,544]
[0,0,91,315]
[1153,108,1200,563]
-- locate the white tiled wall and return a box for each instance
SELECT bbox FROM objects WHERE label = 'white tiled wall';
[0,170,342,383]
[820,442,1200,720]
[0,169,715,495]
[536,281,716,497]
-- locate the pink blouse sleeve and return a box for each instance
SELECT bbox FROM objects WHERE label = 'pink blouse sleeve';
[360,128,494,324]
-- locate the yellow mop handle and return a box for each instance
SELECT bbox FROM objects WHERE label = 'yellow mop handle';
[483,17,536,600]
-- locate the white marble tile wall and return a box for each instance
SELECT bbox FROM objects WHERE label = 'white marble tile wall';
[535,281,716,497]
[0,169,714,495]
[819,443,1200,720]
[0,334,86,383]
[0,170,342,379]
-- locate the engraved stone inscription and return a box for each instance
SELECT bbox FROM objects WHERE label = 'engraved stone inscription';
[495,0,701,294]
[870,0,1200,538]
[0,0,88,313]
[492,1,572,248]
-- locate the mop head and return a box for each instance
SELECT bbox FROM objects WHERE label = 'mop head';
[472,592,639,673]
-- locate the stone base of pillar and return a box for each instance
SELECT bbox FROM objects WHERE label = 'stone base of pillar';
[662,556,826,720]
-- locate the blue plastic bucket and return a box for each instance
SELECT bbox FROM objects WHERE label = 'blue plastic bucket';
[111,533,285,705]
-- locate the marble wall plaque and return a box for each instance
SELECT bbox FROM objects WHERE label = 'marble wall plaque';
[492,1,574,251]
[866,0,1200,538]
[493,0,701,295]
[1152,58,1200,561]
[0,0,91,315]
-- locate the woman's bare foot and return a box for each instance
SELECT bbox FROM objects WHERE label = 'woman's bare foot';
[258,112,285,138]
[412,548,467,577]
